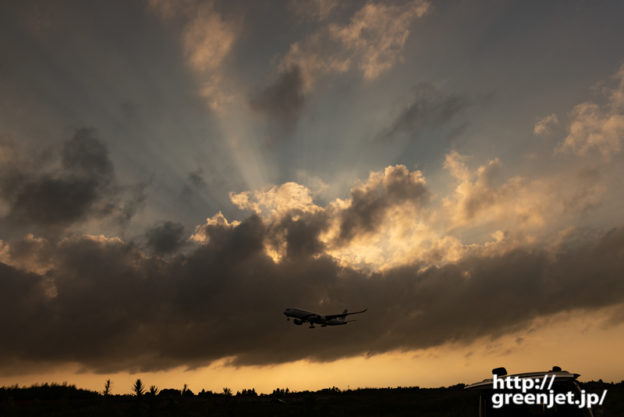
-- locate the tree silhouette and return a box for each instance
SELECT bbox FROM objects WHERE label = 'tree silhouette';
[237,388,257,397]
[222,387,232,396]
[149,385,158,396]
[103,379,111,396]
[272,387,289,396]
[181,384,194,397]
[133,379,145,397]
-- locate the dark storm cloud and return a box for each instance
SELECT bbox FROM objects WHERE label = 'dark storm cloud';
[267,209,329,259]
[0,129,112,229]
[2,208,624,373]
[0,263,52,342]
[378,83,469,142]
[145,221,186,255]
[249,65,306,142]
[0,128,143,235]
[336,165,429,243]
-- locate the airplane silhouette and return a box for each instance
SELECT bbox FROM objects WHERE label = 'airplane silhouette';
[283,307,367,328]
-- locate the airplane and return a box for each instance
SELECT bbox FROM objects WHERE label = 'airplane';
[283,307,367,328]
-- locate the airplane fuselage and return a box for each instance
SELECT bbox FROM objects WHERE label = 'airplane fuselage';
[283,307,366,328]
[283,308,333,324]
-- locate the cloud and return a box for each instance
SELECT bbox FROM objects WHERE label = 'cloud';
[0,262,53,344]
[1,129,110,231]
[1,214,623,373]
[249,65,307,140]
[440,151,554,233]
[289,0,340,21]
[230,181,320,219]
[190,211,241,244]
[326,0,430,80]
[181,168,208,202]
[533,113,559,136]
[283,0,429,88]
[229,182,325,261]
[227,156,607,272]
[148,0,238,112]
[2,0,624,379]
[187,168,206,189]
[228,165,432,266]
[443,152,507,222]
[433,149,611,268]
[1,147,623,373]
[252,0,430,133]
[332,165,429,243]
[0,129,145,236]
[182,5,235,74]
[557,64,624,159]
[378,83,469,142]
[0,145,621,373]
[147,0,197,20]
[145,221,186,255]
[61,130,114,181]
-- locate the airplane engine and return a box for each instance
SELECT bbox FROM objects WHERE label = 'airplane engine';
[293,319,303,325]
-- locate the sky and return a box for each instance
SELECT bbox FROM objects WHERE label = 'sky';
[1,0,624,395]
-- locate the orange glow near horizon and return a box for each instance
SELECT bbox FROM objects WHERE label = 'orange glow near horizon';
[3,307,623,395]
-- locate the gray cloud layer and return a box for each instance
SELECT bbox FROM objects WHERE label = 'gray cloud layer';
[1,138,623,373]
[0,129,145,237]
[336,165,429,242]
[1,204,623,373]
[145,221,186,255]
[1,129,112,229]
[249,65,307,142]
[378,83,469,142]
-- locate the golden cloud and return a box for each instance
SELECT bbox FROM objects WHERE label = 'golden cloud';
[281,0,430,91]
[558,64,624,159]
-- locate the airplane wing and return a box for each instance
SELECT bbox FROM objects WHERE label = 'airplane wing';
[324,308,367,320]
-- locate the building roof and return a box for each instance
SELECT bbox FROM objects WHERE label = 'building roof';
[465,369,580,390]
